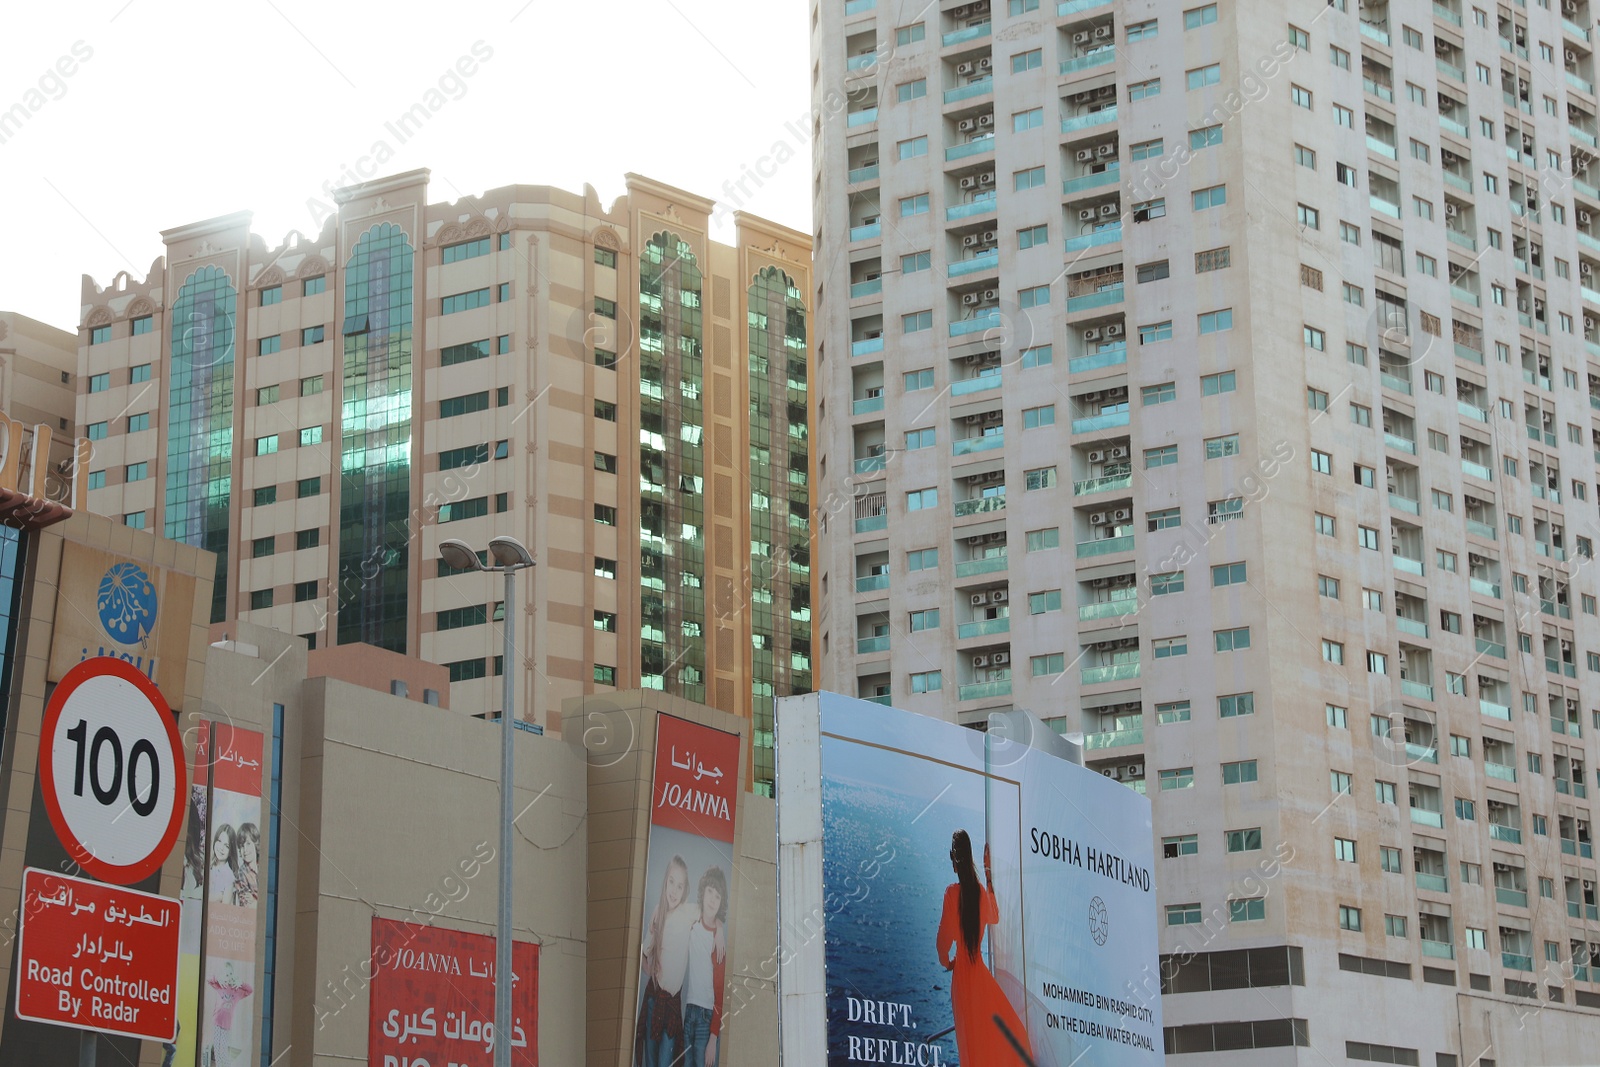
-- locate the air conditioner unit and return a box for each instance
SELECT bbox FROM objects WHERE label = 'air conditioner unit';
[1100,203,1118,216]
[1088,449,1106,463]
[978,172,994,185]
[1584,263,1595,277]
[1075,90,1094,104]
[968,535,987,546]
[988,532,1005,542]
[1082,389,1102,402]
[960,175,977,189]
[1083,327,1101,341]
[958,118,976,132]
[963,292,981,305]
[1112,508,1131,521]
[976,57,992,71]
[1582,210,1593,225]
[981,231,996,243]
[1090,577,1110,588]
[1094,24,1111,38]
[1517,298,1530,312]
[1076,148,1095,161]
[1106,386,1127,400]
[991,589,1009,603]
[1105,323,1124,337]
[967,413,984,423]
[965,353,981,364]
[964,234,983,249]
[1126,762,1144,777]
[982,288,998,300]
[971,593,989,605]
[993,651,1011,664]
[1097,142,1115,156]
[957,61,975,75]
[1097,85,1116,98]
[977,113,994,127]
[1080,208,1098,221]
[1569,49,1580,65]
[1108,446,1129,460]
[973,654,990,667]
[1073,30,1090,43]
[1090,512,1108,525]
[1444,202,1458,217]
[1435,39,1450,55]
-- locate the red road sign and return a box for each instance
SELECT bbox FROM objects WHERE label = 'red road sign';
[38,657,184,884]
[15,868,182,1041]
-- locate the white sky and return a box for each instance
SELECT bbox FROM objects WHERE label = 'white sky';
[1,0,814,331]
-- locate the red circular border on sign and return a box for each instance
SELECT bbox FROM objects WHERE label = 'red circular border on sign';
[37,658,185,885]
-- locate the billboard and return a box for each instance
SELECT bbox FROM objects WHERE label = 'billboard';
[777,694,1161,1067]
[631,713,741,1067]
[367,917,539,1066]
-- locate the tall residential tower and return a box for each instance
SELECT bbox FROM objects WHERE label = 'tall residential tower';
[79,172,813,789]
[815,0,1600,1058]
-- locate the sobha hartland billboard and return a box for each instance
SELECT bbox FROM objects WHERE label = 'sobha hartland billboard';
[776,693,1161,1067]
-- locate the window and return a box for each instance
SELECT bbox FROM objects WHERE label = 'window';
[1326,704,1347,728]
[1187,64,1222,90]
[441,339,491,366]
[907,547,938,571]
[1374,780,1396,805]
[1198,309,1233,334]
[1150,571,1184,595]
[1025,528,1058,551]
[1338,906,1362,932]
[1414,197,1433,220]
[902,251,931,273]
[297,476,321,498]
[301,375,323,397]
[1307,388,1328,411]
[1200,371,1236,395]
[899,193,929,217]
[1029,654,1063,677]
[442,237,490,263]
[1157,701,1191,724]
[301,325,325,345]
[130,363,151,383]
[1210,562,1246,588]
[1136,261,1170,283]
[1018,284,1049,308]
[594,349,618,368]
[87,470,106,490]
[910,670,943,692]
[1148,507,1181,530]
[125,462,147,483]
[1204,434,1240,460]
[895,23,924,44]
[1125,19,1157,40]
[1017,225,1048,249]
[252,536,275,558]
[1318,575,1340,599]
[1128,78,1162,101]
[902,310,932,332]
[594,451,618,474]
[440,392,490,418]
[1323,641,1345,665]
[293,580,317,603]
[1311,450,1331,475]
[593,664,617,686]
[908,609,939,632]
[896,79,926,102]
[595,557,617,579]
[1139,321,1173,344]
[594,504,617,526]
[1024,467,1056,490]
[302,275,326,296]
[906,487,938,510]
[1010,48,1042,72]
[1230,898,1265,922]
[1296,204,1320,229]
[299,426,322,446]
[256,384,279,405]
[897,136,928,160]
[1159,767,1195,790]
[250,589,273,610]
[1192,185,1226,210]
[1379,846,1402,874]
[1334,838,1356,863]
[1129,138,1162,160]
[1454,798,1475,820]
[1215,627,1251,652]
[1183,4,1217,29]
[256,435,279,456]
[1189,125,1222,149]
[1027,589,1062,615]
[1022,404,1054,428]
[904,368,933,391]
[1164,834,1199,858]
[1353,464,1375,489]
[1012,108,1043,132]
[1465,928,1487,950]
[260,285,282,306]
[1295,144,1316,168]
[1142,381,1176,404]
[1226,828,1261,853]
[1212,689,1255,719]
[1153,636,1188,659]
[254,486,277,506]
[1314,513,1335,536]
[1206,498,1242,524]
[1304,326,1326,351]
[904,427,935,450]
[1289,84,1312,108]
[1167,903,1202,926]
[1145,445,1177,469]
[1132,198,1166,221]
[1333,104,1353,127]
[295,529,319,550]
[89,325,112,345]
[1020,344,1052,368]
[258,337,282,362]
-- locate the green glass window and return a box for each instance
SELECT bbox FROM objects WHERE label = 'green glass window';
[260,286,282,306]
[442,237,490,263]
[442,288,490,315]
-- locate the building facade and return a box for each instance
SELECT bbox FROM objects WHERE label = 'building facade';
[814,0,1600,1060]
[78,173,814,790]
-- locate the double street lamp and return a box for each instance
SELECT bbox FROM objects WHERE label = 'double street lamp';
[437,535,535,1067]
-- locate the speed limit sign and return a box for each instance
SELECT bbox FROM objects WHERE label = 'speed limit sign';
[38,658,184,884]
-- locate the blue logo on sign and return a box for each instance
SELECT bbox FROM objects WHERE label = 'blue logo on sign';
[97,562,158,644]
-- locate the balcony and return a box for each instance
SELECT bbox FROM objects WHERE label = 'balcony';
[1502,953,1534,972]
[846,52,879,71]
[851,336,884,358]
[857,635,890,654]
[1067,284,1125,313]
[1416,872,1449,893]
[951,374,1001,397]
[943,77,993,104]
[1061,106,1117,133]
[1384,432,1417,454]
[1071,410,1130,434]
[850,278,883,298]
[1473,638,1506,660]
[1411,808,1445,828]
[1421,940,1456,960]
[946,193,997,221]
[1073,472,1133,496]
[1495,887,1529,908]
[852,395,885,416]
[855,514,888,534]
[955,556,1008,578]
[950,310,1001,337]
[856,574,889,593]
[1061,48,1115,75]
[949,249,1000,277]
[1436,58,1465,82]
[1079,598,1137,621]
[1565,16,1592,41]
[1058,0,1113,12]
[1380,371,1412,394]
[1082,661,1141,685]
[854,455,886,475]
[1450,285,1481,307]
[1485,762,1518,783]
[954,496,1006,517]
[942,22,992,46]
[1084,726,1144,749]
[1489,824,1523,844]
[946,136,996,161]
[1360,19,1390,44]
[1469,578,1501,599]
[1367,135,1399,159]
[953,432,1005,456]
[1390,493,1420,515]
[849,222,882,242]
[1405,742,1438,764]
[1065,224,1122,252]
[1400,679,1435,701]
[848,164,880,184]
[862,693,892,705]
[957,616,1011,639]
[1393,555,1424,576]
[1370,195,1402,219]
[1433,2,1463,25]
[1396,617,1429,640]
[848,108,879,128]
[1480,700,1512,721]
[1461,459,1493,481]
[1465,518,1495,540]
[1069,345,1128,374]
[958,677,1012,701]
[1454,344,1484,366]
[1063,168,1120,195]
[1077,534,1133,558]
[1446,229,1477,251]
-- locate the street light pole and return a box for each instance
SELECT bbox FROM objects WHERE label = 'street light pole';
[438,535,535,1067]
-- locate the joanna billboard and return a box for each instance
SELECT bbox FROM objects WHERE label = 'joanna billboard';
[776,693,1161,1066]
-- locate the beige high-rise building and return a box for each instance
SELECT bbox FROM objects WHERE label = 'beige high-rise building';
[78,171,813,791]
[814,0,1600,1059]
